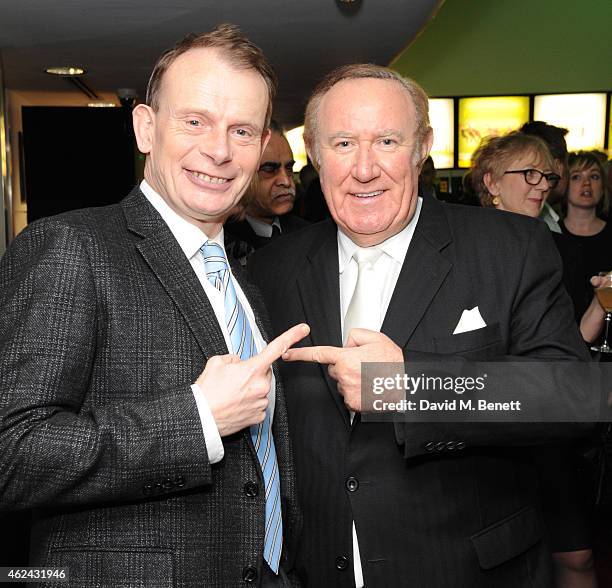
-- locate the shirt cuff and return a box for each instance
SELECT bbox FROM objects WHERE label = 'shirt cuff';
[191,383,225,464]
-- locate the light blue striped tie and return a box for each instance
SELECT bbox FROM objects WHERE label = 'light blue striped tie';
[201,240,283,573]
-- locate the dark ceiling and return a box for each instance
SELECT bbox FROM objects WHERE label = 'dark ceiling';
[0,0,441,128]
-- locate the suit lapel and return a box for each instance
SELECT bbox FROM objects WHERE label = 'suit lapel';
[122,188,228,360]
[296,221,349,424]
[381,197,453,348]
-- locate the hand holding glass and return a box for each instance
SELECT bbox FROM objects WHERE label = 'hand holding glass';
[591,271,612,353]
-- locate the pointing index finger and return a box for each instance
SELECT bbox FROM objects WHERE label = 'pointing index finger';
[282,345,343,365]
[247,323,310,371]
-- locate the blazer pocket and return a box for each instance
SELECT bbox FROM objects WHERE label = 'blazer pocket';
[470,505,544,570]
[434,322,502,357]
[48,547,174,587]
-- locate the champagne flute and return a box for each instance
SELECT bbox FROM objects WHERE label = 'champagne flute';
[591,271,612,354]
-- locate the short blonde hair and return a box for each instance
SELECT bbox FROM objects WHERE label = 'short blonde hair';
[471,131,554,207]
[303,63,431,165]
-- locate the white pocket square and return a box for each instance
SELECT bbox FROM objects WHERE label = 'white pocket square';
[453,306,487,335]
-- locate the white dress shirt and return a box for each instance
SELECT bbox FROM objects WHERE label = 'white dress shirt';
[140,180,275,465]
[337,197,422,588]
[246,214,281,237]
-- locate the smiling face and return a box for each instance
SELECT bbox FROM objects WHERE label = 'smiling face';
[485,153,554,218]
[311,77,432,246]
[567,164,604,211]
[247,132,296,222]
[133,47,270,236]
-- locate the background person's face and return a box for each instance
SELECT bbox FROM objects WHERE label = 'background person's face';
[567,164,603,211]
[488,154,552,218]
[248,132,296,221]
[312,78,430,247]
[138,48,270,234]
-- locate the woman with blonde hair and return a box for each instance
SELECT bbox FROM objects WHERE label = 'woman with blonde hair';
[472,131,600,588]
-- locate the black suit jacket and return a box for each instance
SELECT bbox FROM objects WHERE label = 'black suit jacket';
[0,188,300,587]
[250,196,589,588]
[225,215,309,265]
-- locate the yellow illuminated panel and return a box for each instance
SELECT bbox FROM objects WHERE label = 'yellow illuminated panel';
[285,126,307,172]
[429,98,454,169]
[458,96,530,168]
[534,94,606,153]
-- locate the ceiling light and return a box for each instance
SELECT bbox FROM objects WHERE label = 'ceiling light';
[87,102,117,108]
[45,67,85,76]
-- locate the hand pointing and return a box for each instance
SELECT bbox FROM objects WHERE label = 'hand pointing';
[282,328,402,412]
[197,323,310,436]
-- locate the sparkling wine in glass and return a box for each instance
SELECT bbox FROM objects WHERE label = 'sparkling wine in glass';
[591,272,612,354]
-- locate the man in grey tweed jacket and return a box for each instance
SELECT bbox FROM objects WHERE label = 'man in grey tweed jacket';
[0,25,305,587]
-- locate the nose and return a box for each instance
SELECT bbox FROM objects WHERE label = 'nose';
[536,176,550,191]
[275,166,293,188]
[353,142,380,183]
[199,128,232,165]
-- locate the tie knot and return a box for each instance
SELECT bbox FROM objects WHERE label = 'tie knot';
[201,241,229,277]
[353,246,382,268]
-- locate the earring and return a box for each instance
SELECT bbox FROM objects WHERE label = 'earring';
[492,196,500,207]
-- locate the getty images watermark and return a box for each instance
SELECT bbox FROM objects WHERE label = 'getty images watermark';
[371,372,521,413]
[360,362,611,423]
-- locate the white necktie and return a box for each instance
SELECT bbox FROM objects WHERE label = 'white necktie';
[343,247,383,344]
[343,247,382,588]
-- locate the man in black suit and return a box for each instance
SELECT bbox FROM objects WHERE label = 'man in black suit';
[226,121,308,265]
[0,25,308,587]
[250,64,590,587]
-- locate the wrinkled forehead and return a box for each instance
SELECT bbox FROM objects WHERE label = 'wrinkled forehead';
[159,47,269,115]
[262,132,293,161]
[503,147,552,174]
[318,77,417,136]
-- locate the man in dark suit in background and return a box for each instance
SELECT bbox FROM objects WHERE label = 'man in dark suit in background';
[0,24,308,587]
[226,121,308,265]
[250,64,589,587]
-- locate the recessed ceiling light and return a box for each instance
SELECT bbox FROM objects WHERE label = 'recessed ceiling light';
[87,102,117,108]
[45,67,85,76]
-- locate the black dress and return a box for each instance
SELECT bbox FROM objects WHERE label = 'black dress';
[560,221,612,292]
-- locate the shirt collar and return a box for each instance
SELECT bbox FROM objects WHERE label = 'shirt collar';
[140,180,225,259]
[246,215,281,238]
[337,196,422,273]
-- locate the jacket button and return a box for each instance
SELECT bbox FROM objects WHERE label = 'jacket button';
[335,555,349,571]
[162,477,174,490]
[175,475,186,487]
[435,441,446,452]
[424,441,435,452]
[345,477,359,492]
[155,482,163,493]
[456,441,467,450]
[142,483,153,496]
[242,565,258,582]
[244,481,259,497]
[446,441,456,451]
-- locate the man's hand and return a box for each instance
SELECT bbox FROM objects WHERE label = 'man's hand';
[197,323,310,436]
[282,328,403,412]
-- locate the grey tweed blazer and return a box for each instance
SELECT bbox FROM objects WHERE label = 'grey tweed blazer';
[0,187,300,587]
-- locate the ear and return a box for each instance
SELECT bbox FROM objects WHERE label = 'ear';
[418,127,434,168]
[132,104,155,154]
[259,127,272,157]
[305,139,320,172]
[483,172,500,197]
